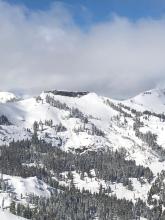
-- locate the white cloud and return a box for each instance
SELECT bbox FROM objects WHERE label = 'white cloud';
[0,1,165,98]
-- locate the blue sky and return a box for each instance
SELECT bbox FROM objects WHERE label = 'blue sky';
[1,0,165,98]
[5,0,165,26]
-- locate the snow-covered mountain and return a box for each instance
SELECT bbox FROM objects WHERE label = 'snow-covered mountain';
[0,88,165,167]
[1,88,165,219]
[123,88,165,113]
[0,92,19,103]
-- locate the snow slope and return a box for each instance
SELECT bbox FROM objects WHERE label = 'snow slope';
[0,209,26,220]
[0,174,54,213]
[2,174,53,198]
[59,170,151,203]
[123,88,165,113]
[0,92,18,103]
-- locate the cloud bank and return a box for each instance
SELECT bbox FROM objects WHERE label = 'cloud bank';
[0,1,165,98]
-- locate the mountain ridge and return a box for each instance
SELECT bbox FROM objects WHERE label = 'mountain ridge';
[0,87,165,219]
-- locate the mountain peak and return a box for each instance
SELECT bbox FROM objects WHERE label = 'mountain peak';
[122,88,165,113]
